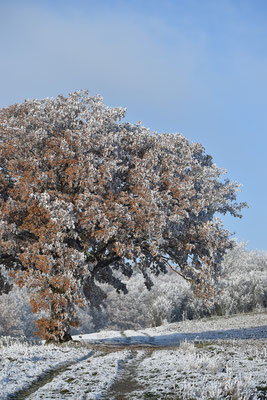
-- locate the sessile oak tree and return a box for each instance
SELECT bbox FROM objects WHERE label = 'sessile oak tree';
[0,91,246,341]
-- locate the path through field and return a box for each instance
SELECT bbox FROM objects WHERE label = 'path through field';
[2,311,267,399]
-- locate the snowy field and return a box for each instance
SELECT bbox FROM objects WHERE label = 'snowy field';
[0,311,266,399]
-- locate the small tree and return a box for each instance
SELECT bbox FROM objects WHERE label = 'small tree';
[0,91,246,341]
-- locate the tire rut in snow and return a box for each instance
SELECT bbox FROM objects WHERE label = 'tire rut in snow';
[7,351,94,400]
[101,349,152,400]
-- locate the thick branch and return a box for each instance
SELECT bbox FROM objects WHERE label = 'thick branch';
[161,256,192,283]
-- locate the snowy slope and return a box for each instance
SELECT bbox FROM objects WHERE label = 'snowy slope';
[74,311,267,345]
[1,311,266,399]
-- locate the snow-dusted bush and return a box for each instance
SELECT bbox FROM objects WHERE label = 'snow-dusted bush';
[79,242,267,332]
[93,276,150,331]
[215,242,267,315]
[71,271,210,332]
[70,304,95,335]
[0,286,36,337]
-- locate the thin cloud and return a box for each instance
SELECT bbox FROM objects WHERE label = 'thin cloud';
[0,2,206,112]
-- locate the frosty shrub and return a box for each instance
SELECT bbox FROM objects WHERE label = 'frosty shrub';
[70,304,95,336]
[0,285,36,337]
[89,271,213,330]
[0,91,246,341]
[76,243,267,332]
[215,242,267,315]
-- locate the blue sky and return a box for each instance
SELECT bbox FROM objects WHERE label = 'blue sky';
[1,0,266,251]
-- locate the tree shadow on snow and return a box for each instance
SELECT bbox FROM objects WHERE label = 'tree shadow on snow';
[82,325,267,347]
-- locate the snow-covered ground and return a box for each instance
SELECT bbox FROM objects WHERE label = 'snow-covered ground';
[75,311,267,345]
[0,337,91,399]
[1,311,266,399]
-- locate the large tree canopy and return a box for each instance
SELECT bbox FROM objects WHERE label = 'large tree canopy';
[0,91,246,341]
